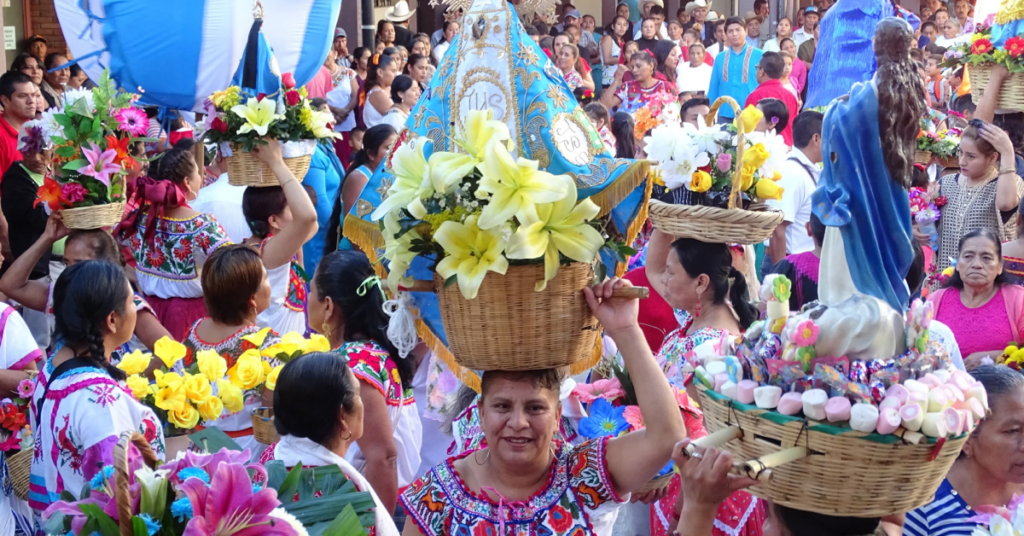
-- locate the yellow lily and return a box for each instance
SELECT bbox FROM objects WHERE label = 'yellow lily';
[230,97,282,136]
[476,141,568,230]
[371,138,434,220]
[506,176,604,291]
[301,106,340,139]
[153,337,186,369]
[381,211,420,291]
[736,105,764,134]
[434,215,509,300]
[428,110,512,194]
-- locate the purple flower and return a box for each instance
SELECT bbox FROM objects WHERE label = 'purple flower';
[716,152,732,173]
[77,143,121,187]
[61,183,88,203]
[16,379,33,399]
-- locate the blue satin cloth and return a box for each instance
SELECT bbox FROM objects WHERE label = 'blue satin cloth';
[992,20,1024,46]
[302,143,345,273]
[806,0,919,108]
[811,81,914,313]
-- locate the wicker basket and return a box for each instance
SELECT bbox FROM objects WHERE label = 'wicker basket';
[435,262,599,371]
[252,407,280,445]
[970,63,1024,112]
[114,432,160,536]
[60,202,126,230]
[227,148,311,187]
[634,473,673,495]
[694,385,966,517]
[914,150,933,166]
[939,155,960,169]
[8,447,31,500]
[647,96,783,245]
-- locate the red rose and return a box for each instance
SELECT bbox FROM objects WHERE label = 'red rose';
[282,72,297,89]
[285,90,301,106]
[972,38,994,55]
[256,92,267,102]
[1007,36,1024,58]
[211,117,229,133]
[935,195,948,207]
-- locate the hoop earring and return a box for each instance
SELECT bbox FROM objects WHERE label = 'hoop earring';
[340,429,353,441]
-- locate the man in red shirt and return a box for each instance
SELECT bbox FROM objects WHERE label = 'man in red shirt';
[0,71,37,179]
[744,51,799,146]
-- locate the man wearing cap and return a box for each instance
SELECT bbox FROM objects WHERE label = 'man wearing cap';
[334,29,352,69]
[385,0,416,50]
[708,16,763,122]
[25,36,46,62]
[792,6,819,47]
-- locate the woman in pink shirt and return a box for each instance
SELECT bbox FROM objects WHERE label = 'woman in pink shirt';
[930,228,1024,370]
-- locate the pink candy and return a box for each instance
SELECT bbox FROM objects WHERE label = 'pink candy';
[736,380,758,405]
[876,407,901,435]
[886,384,910,405]
[825,396,852,423]
[900,404,923,432]
[778,392,804,416]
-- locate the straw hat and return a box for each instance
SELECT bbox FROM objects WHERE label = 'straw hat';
[385,1,415,22]
[685,0,707,14]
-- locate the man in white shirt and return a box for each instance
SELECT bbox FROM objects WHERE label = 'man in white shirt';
[192,150,252,244]
[791,7,819,47]
[705,19,727,58]
[765,110,823,271]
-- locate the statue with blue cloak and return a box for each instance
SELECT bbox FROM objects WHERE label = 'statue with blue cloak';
[805,0,919,109]
[793,18,926,360]
[342,0,651,390]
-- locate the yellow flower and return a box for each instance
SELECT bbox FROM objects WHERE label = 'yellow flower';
[743,143,770,171]
[196,350,228,384]
[116,349,151,376]
[301,105,339,139]
[210,86,240,109]
[230,97,282,136]
[737,105,764,134]
[506,176,603,291]
[772,170,782,181]
[154,369,184,390]
[228,351,267,390]
[217,380,245,414]
[153,337,187,369]
[689,171,712,193]
[755,178,784,201]
[241,327,273,348]
[434,215,509,300]
[125,374,150,400]
[391,368,401,386]
[740,165,756,191]
[476,141,568,230]
[941,266,955,277]
[370,137,434,220]
[301,334,331,354]
[266,365,284,391]
[196,396,224,422]
[153,385,186,412]
[184,374,213,404]
[427,110,513,195]
[262,333,301,360]
[167,404,200,430]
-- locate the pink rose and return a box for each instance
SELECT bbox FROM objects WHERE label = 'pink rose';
[61,183,88,204]
[716,152,732,173]
[623,406,645,431]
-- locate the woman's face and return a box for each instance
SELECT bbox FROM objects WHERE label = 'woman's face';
[964,387,1024,483]
[399,82,421,105]
[777,19,792,38]
[642,19,657,39]
[341,367,366,442]
[20,57,43,85]
[67,70,88,89]
[631,58,653,82]
[111,280,138,348]
[381,23,395,43]
[255,265,272,314]
[617,4,630,19]
[660,249,705,311]
[557,47,576,71]
[690,46,705,66]
[444,23,459,41]
[307,271,329,337]
[668,23,683,40]
[358,50,371,70]
[479,377,561,467]
[624,42,640,59]
[372,134,398,167]
[781,39,796,56]
[944,20,960,38]
[960,137,998,179]
[956,236,1002,289]
[379,62,399,88]
[44,56,69,88]
[411,40,429,57]
[614,17,629,37]
[375,41,386,55]
[63,238,98,267]
[783,56,793,76]
[553,35,570,54]
[664,46,680,70]
[411,59,430,83]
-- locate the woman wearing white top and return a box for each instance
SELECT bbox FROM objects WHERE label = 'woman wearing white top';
[327,58,360,165]
[600,16,629,86]
[363,54,399,129]
[935,18,969,48]
[762,17,793,52]
[432,21,459,64]
[675,43,713,94]
[381,75,421,132]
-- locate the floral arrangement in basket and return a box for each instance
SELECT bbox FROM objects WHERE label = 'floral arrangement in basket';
[644,105,787,208]
[42,447,377,536]
[0,379,34,452]
[940,17,1024,73]
[917,127,961,160]
[34,70,148,223]
[631,93,680,141]
[201,72,338,156]
[910,186,946,252]
[375,109,632,300]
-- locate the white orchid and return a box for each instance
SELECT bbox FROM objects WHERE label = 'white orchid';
[746,130,790,178]
[663,143,710,191]
[643,123,690,165]
[683,115,729,157]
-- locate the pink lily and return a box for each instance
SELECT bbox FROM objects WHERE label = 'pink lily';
[572,378,626,403]
[161,448,265,485]
[180,462,297,536]
[77,143,121,187]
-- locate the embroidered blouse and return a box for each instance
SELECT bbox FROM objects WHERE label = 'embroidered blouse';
[614,80,675,114]
[119,212,231,299]
[657,313,733,391]
[401,436,626,536]
[255,237,307,336]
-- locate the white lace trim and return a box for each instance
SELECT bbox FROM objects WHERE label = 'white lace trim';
[712,495,759,536]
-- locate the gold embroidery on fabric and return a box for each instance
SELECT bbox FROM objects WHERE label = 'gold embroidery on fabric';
[547,85,569,110]
[376,177,393,201]
[356,199,373,218]
[525,115,551,168]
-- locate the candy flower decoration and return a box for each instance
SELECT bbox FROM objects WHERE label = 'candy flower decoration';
[375,109,620,300]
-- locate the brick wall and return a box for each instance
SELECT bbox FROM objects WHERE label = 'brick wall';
[27,0,67,55]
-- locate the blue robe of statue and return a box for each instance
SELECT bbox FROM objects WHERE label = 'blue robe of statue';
[811,80,914,313]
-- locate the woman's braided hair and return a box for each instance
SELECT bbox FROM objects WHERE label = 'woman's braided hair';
[52,260,130,381]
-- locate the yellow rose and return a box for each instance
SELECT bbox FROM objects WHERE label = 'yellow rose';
[217,380,245,414]
[742,143,770,171]
[116,350,151,376]
[154,385,186,412]
[300,334,331,354]
[266,365,284,391]
[689,171,712,193]
[153,370,184,390]
[125,374,150,400]
[755,178,784,201]
[196,396,224,422]
[196,350,228,384]
[153,337,187,369]
[740,165,756,191]
[184,374,213,403]
[737,105,764,134]
[241,327,273,348]
[167,404,200,430]
[228,353,267,390]
[771,170,782,181]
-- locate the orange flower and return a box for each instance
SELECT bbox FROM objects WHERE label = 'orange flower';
[34,176,65,211]
[105,134,132,165]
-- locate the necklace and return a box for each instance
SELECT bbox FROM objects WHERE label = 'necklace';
[954,171,999,240]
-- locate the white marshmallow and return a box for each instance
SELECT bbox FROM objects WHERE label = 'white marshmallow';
[706,361,727,377]
[967,385,990,412]
[886,384,910,405]
[908,391,928,414]
[850,403,880,433]
[900,404,924,432]
[722,381,739,401]
[922,412,949,438]
[879,396,903,410]
[754,385,783,409]
[904,379,929,394]
[927,389,950,412]
[801,389,828,420]
[944,407,963,436]
[933,370,952,384]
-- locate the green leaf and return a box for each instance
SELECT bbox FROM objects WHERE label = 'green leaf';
[79,503,121,536]
[65,125,78,141]
[297,466,316,500]
[320,505,367,536]
[133,516,149,536]
[55,145,77,158]
[50,135,67,146]
[63,158,88,171]
[54,113,74,128]
[444,274,458,289]
[68,97,94,119]
[188,426,241,453]
[277,464,303,500]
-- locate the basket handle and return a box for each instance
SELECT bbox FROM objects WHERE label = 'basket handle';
[704,96,745,210]
[114,431,160,536]
[740,446,809,482]
[393,279,650,299]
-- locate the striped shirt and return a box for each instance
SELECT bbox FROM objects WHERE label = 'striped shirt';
[904,479,982,536]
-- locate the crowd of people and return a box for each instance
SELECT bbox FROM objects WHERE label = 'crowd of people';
[0,0,1016,535]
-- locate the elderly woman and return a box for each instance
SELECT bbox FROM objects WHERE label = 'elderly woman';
[932,122,1024,271]
[1,121,54,284]
[400,278,687,536]
[904,365,1024,535]
[930,228,1024,369]
[40,53,68,110]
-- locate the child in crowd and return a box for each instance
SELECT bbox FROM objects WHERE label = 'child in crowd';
[585,102,616,154]
[925,54,949,112]
[347,126,365,168]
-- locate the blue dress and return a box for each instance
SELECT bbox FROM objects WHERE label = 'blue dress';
[302,142,345,272]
